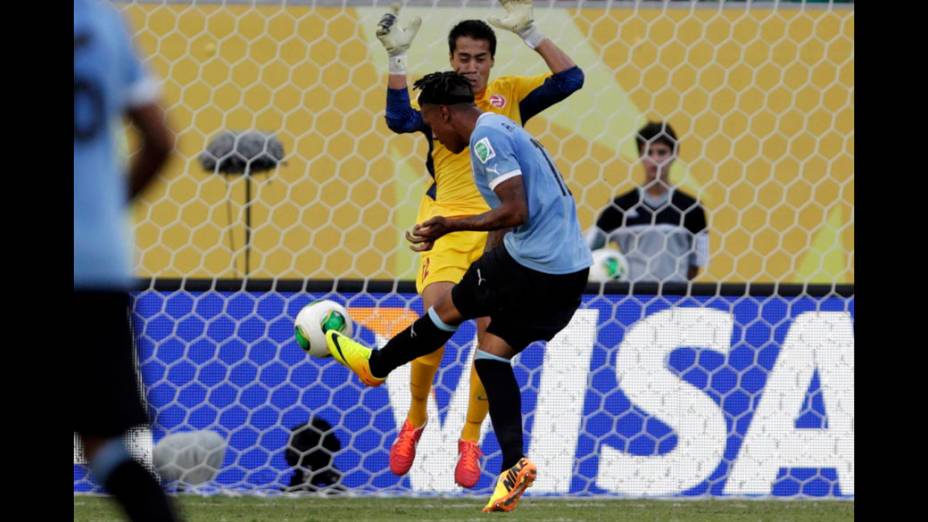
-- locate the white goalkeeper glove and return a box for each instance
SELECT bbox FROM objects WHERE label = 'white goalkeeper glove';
[487,0,546,50]
[376,4,422,75]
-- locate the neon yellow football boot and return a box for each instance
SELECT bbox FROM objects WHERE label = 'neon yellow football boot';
[482,457,537,512]
[325,330,386,387]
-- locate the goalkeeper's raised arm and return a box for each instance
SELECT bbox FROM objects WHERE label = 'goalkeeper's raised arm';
[488,0,577,74]
[379,2,584,136]
[377,4,421,86]
[488,0,584,124]
[377,5,427,134]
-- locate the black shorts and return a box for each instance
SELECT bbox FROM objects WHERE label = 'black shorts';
[451,245,589,353]
[73,290,149,439]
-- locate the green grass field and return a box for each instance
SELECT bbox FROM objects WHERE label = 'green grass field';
[74,495,854,521]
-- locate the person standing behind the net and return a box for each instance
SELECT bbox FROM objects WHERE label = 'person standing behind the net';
[74,1,177,520]
[374,0,584,488]
[587,121,709,283]
[324,71,591,512]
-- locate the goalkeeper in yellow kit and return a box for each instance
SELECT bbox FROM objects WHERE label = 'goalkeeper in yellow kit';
[376,0,584,488]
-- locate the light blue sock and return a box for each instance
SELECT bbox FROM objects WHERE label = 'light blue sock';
[475,349,511,364]
[427,306,458,332]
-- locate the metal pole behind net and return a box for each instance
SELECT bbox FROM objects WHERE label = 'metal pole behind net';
[244,172,251,277]
[199,131,285,279]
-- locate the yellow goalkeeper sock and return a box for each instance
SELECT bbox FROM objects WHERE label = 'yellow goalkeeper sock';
[461,363,489,442]
[407,347,444,428]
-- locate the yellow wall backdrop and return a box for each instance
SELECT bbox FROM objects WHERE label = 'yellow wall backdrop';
[121,4,853,283]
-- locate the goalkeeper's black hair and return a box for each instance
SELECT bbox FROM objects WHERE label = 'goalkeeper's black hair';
[449,20,497,58]
[413,71,475,106]
[636,121,679,154]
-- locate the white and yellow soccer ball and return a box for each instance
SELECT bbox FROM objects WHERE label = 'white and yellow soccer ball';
[294,300,354,358]
[588,248,629,282]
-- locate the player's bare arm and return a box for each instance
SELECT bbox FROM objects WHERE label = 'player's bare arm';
[486,227,511,250]
[409,176,527,247]
[126,102,174,201]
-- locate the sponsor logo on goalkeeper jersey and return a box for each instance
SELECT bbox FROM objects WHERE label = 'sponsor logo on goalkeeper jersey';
[489,94,506,108]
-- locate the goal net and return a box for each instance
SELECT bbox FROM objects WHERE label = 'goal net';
[74,0,854,498]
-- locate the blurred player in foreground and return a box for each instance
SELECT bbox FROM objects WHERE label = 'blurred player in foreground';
[376,0,584,487]
[74,0,177,520]
[326,72,591,512]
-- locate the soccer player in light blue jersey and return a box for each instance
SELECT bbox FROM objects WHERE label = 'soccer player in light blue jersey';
[74,0,176,520]
[324,71,591,513]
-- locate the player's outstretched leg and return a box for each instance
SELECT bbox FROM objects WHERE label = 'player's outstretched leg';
[482,457,537,513]
[325,330,385,387]
[327,306,458,387]
[455,362,487,488]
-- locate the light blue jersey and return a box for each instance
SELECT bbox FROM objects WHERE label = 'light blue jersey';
[74,0,159,289]
[469,112,592,274]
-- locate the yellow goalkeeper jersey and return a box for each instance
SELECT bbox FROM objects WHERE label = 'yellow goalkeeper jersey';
[413,74,550,214]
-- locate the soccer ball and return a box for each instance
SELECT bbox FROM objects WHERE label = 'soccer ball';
[588,248,629,282]
[294,300,354,358]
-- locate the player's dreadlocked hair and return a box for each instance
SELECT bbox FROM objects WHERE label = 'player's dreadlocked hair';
[413,71,475,106]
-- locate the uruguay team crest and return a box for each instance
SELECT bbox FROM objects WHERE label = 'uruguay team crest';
[489,94,506,108]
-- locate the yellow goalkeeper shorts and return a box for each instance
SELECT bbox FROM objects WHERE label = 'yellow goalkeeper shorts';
[414,197,488,294]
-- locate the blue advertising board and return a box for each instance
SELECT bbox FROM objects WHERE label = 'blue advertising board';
[74,289,854,498]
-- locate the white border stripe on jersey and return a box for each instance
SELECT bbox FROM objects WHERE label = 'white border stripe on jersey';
[488,169,522,190]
